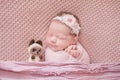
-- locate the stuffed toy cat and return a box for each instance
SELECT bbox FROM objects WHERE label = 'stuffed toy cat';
[28,39,43,62]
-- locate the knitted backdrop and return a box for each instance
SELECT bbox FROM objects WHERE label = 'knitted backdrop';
[0,0,120,63]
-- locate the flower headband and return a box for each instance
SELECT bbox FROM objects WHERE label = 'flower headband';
[53,14,81,36]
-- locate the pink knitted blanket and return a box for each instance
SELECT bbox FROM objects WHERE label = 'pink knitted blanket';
[0,61,120,80]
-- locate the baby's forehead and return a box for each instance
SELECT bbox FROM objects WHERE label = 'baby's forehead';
[50,20,71,30]
[48,28,71,35]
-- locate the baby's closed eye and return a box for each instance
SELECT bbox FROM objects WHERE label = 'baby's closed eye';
[57,36,66,40]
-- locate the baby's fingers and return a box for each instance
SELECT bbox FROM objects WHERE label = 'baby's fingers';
[69,50,80,58]
[66,45,77,50]
[71,45,77,50]
[65,45,73,52]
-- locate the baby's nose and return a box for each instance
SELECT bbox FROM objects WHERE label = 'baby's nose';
[50,36,57,43]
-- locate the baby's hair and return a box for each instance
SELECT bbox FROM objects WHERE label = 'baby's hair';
[56,11,80,25]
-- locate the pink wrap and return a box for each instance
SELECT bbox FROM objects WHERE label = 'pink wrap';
[45,42,90,63]
[0,61,120,80]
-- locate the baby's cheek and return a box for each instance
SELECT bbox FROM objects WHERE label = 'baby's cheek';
[62,42,69,47]
[58,40,66,45]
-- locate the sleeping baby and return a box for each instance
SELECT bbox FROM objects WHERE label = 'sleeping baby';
[45,12,90,63]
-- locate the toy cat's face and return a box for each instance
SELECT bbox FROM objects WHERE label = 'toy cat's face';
[28,39,43,55]
[28,43,42,55]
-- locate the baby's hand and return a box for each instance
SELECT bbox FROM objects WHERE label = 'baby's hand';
[65,45,81,58]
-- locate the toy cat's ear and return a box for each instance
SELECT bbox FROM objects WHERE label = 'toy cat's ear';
[36,40,42,46]
[29,39,35,46]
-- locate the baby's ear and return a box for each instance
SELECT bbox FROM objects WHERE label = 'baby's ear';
[29,39,35,46]
[36,40,43,46]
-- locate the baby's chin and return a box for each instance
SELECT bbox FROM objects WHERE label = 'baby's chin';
[50,47,59,52]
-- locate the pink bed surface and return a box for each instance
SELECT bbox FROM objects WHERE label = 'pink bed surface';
[0,61,120,80]
[0,0,120,63]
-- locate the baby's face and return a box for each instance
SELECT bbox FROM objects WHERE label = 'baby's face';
[45,20,76,51]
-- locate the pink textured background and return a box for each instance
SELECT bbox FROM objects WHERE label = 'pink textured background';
[0,0,120,63]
